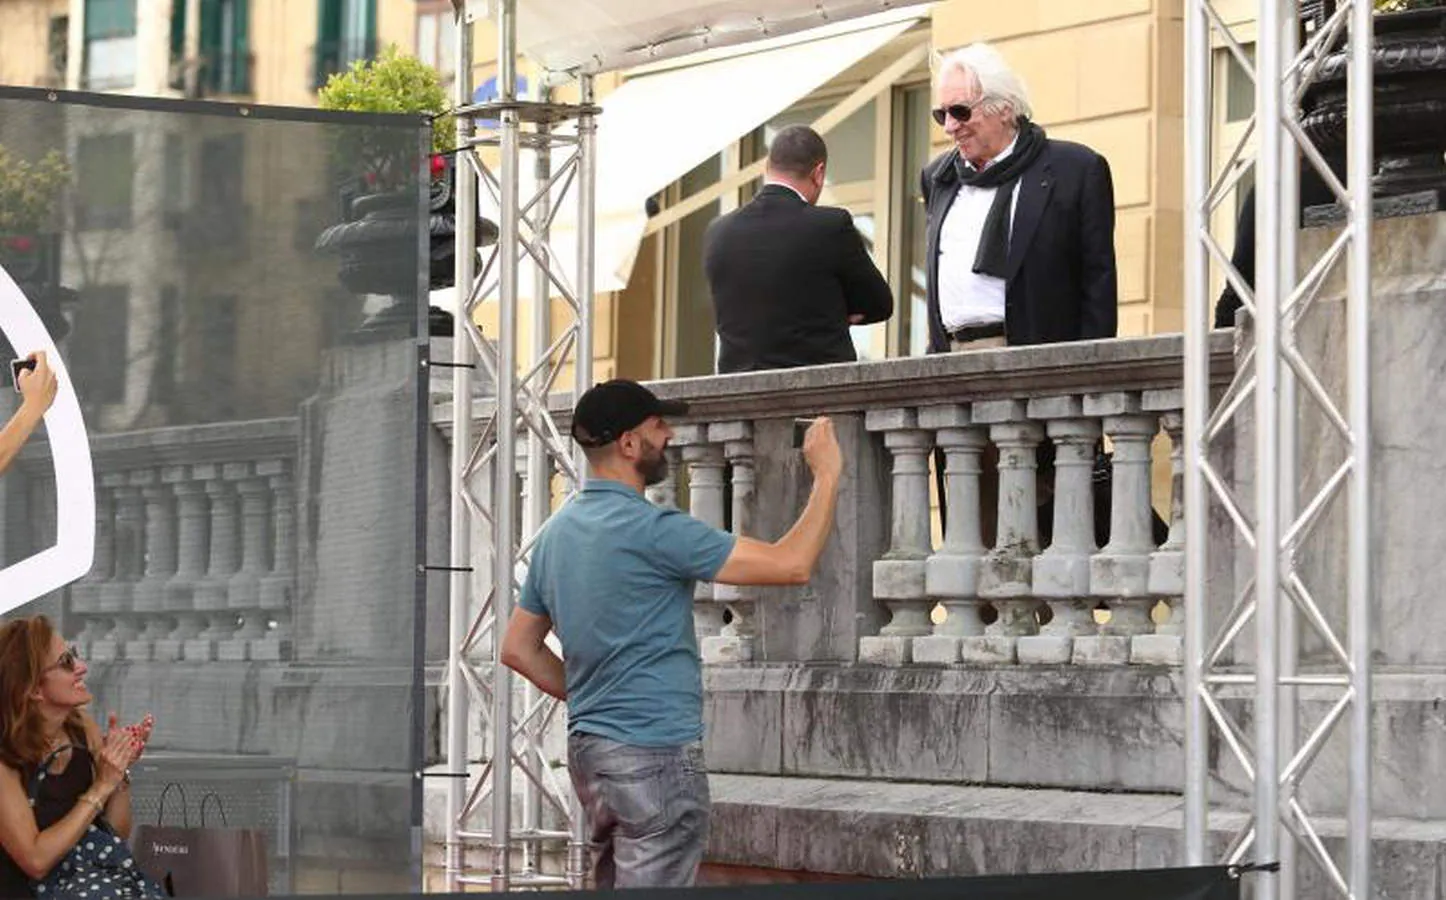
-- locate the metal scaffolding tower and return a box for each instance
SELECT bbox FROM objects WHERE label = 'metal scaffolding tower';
[443,0,593,890]
[1183,0,1373,898]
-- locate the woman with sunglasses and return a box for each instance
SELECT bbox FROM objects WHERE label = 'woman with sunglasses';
[0,616,155,897]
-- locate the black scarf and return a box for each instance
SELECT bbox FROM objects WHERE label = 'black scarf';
[951,118,1047,279]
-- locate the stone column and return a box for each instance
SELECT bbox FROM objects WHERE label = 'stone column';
[186,463,240,661]
[1138,395,1186,665]
[860,409,934,665]
[1082,392,1159,664]
[222,463,271,661]
[916,406,987,665]
[128,469,178,661]
[256,460,296,661]
[158,466,209,661]
[1020,398,1101,665]
[94,474,143,660]
[971,400,1044,664]
[69,483,115,655]
[675,426,727,642]
[706,421,756,664]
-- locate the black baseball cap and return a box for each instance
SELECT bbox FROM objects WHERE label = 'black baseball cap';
[571,379,689,448]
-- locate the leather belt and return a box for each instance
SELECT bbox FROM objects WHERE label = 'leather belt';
[948,322,1006,343]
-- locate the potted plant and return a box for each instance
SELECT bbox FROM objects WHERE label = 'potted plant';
[0,145,74,342]
[1300,0,1446,198]
[313,47,496,336]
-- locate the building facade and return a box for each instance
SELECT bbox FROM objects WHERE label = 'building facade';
[0,0,1255,383]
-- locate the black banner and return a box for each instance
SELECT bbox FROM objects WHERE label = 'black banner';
[409,866,1239,899]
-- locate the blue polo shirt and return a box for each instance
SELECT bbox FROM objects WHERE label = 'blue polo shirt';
[519,479,737,747]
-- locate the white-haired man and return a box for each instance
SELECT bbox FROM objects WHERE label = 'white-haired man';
[921,42,1117,352]
[922,44,1125,549]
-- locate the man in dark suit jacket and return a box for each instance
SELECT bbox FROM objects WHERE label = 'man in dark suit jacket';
[704,125,894,374]
[921,44,1117,353]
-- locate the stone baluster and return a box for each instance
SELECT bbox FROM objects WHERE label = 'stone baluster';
[69,484,115,655]
[705,422,756,664]
[971,401,1044,664]
[1082,392,1159,664]
[1138,396,1186,665]
[158,466,209,661]
[256,460,295,661]
[916,406,988,664]
[860,409,935,665]
[222,463,270,661]
[675,426,727,642]
[186,464,240,661]
[128,469,178,661]
[1019,398,1101,664]
[644,447,681,509]
[94,474,143,660]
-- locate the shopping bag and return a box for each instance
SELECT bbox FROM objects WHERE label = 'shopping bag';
[131,786,269,897]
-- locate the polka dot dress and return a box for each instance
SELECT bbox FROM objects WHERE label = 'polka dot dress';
[33,825,165,899]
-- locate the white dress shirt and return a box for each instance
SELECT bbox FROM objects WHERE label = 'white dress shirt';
[937,135,1021,332]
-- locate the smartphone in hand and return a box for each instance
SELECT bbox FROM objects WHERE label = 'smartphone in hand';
[9,357,35,393]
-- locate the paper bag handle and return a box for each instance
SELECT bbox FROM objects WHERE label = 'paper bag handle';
[198,791,229,828]
[155,782,190,827]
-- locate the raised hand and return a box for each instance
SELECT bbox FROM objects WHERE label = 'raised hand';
[17,351,58,413]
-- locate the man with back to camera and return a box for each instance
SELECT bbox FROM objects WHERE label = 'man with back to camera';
[703,124,894,374]
[500,378,843,889]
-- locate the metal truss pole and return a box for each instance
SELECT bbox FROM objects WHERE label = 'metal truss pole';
[442,0,600,891]
[490,0,521,888]
[1183,0,1372,897]
[567,72,597,891]
[443,0,475,892]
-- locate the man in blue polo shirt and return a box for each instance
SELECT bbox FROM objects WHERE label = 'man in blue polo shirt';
[501,379,842,889]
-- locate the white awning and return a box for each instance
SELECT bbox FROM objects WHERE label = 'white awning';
[445,9,924,309]
[515,0,933,75]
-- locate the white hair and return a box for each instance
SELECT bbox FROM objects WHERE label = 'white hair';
[934,43,1034,124]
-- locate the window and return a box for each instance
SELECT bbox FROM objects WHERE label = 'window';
[894,83,934,357]
[170,0,251,95]
[199,295,239,418]
[1224,45,1255,124]
[84,0,137,90]
[314,0,376,89]
[47,16,69,86]
[415,1,459,88]
[76,133,134,230]
[69,285,129,406]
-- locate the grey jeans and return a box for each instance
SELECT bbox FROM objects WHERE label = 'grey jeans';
[567,732,711,889]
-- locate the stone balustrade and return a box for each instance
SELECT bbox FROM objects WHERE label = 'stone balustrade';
[18,419,300,662]
[446,332,1233,670]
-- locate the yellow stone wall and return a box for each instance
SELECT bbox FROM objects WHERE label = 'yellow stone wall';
[0,0,68,88]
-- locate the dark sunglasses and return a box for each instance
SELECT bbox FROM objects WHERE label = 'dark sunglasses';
[44,645,81,673]
[931,103,975,126]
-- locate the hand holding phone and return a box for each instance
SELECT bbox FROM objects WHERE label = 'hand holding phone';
[11,352,58,412]
[9,357,35,392]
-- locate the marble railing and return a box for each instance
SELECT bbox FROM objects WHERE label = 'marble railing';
[19,418,300,662]
[490,332,1236,670]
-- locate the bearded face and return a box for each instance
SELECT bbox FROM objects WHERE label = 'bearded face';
[636,437,669,486]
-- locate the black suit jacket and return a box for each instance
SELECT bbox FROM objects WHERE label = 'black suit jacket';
[921,140,1118,352]
[704,184,894,374]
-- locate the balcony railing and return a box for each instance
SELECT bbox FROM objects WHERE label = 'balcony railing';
[443,331,1236,670]
[18,418,301,663]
